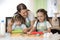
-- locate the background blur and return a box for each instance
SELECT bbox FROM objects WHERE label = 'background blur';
[0,0,60,17]
[0,0,60,34]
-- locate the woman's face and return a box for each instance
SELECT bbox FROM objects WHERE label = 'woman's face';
[37,12,46,22]
[19,9,28,18]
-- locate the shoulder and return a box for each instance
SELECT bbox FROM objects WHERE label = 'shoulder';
[27,11,35,21]
[46,21,50,24]
[46,21,51,25]
[46,21,52,28]
[13,13,20,17]
[46,21,50,23]
[28,11,34,15]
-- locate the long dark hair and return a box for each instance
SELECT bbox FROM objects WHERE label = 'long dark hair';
[14,3,27,24]
[15,3,27,14]
[13,15,26,24]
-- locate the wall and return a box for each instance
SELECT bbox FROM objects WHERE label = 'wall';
[34,0,47,16]
[0,0,34,17]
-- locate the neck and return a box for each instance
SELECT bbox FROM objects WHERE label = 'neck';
[39,20,46,23]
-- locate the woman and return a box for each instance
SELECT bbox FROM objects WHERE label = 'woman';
[7,3,35,33]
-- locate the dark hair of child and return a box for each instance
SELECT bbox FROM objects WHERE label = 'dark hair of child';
[36,9,49,22]
[36,9,49,31]
[12,15,26,24]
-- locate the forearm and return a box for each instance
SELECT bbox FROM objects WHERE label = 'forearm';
[43,28,51,33]
[27,26,32,30]
[7,26,12,33]
[7,19,13,33]
[28,20,35,30]
[47,28,51,33]
[29,27,35,33]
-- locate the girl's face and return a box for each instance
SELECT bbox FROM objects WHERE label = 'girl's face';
[37,12,46,22]
[15,21,21,26]
[19,9,28,18]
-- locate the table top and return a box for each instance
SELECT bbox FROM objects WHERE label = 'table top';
[10,33,43,38]
[0,33,60,40]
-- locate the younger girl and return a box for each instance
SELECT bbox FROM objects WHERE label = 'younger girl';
[27,9,52,34]
[8,15,27,33]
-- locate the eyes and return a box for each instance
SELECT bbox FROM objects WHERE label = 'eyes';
[22,13,25,14]
[37,16,43,18]
[21,9,28,14]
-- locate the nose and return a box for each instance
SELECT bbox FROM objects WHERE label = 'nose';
[38,17,40,19]
[24,12,27,16]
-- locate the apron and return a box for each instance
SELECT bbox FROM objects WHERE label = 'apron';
[36,21,47,32]
[26,18,30,28]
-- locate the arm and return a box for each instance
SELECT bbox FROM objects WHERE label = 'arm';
[27,20,35,30]
[27,11,35,31]
[43,28,51,33]
[47,27,51,32]
[27,27,35,34]
[21,24,28,33]
[7,19,14,33]
[27,21,37,34]
[44,21,52,33]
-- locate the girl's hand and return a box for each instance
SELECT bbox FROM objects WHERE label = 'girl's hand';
[27,32,31,35]
[43,31,47,33]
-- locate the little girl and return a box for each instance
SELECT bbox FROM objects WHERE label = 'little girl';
[8,15,27,33]
[27,9,52,34]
